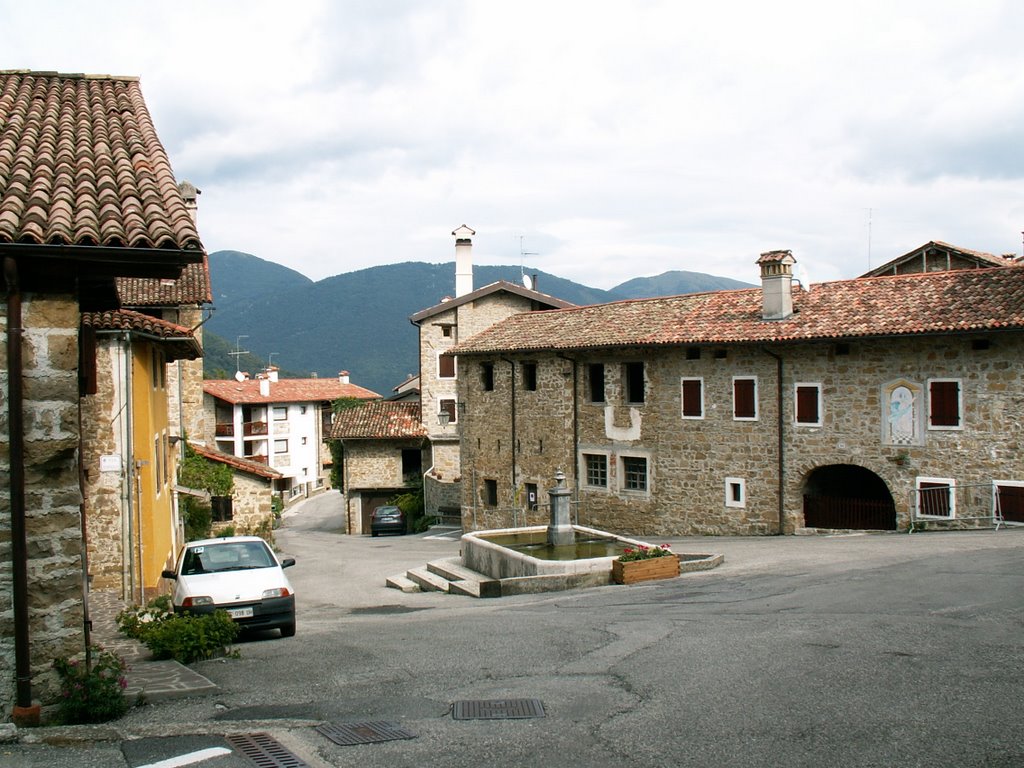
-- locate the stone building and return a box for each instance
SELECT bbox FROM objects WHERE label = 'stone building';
[451,247,1024,536]
[408,226,574,520]
[186,442,282,536]
[0,71,203,720]
[327,400,427,534]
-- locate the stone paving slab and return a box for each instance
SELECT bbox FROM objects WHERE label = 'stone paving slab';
[88,590,218,703]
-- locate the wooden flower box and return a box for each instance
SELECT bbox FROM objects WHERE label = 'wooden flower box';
[611,555,680,585]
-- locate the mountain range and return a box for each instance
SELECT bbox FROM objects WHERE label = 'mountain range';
[203,250,751,395]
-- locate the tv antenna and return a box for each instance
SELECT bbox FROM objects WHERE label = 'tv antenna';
[229,335,249,374]
[267,352,278,370]
[519,235,538,290]
[864,207,874,269]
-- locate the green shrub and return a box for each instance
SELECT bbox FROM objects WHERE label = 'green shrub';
[140,612,239,664]
[182,497,212,542]
[52,646,129,724]
[118,597,238,664]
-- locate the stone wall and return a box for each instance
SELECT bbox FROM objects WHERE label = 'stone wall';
[1,294,86,713]
[165,307,205,442]
[212,471,275,537]
[81,340,129,592]
[458,333,1024,536]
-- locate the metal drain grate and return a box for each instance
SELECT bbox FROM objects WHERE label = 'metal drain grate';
[224,732,310,768]
[316,720,417,746]
[451,698,546,720]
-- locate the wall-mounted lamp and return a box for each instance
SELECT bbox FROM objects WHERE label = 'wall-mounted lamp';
[168,435,184,446]
[438,410,451,426]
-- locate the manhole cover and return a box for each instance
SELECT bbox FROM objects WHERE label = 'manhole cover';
[451,698,546,720]
[224,732,310,768]
[316,721,417,746]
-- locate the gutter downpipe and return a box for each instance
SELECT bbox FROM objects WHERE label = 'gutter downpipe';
[123,332,138,602]
[761,347,786,535]
[5,256,33,712]
[556,354,580,524]
[500,358,517,526]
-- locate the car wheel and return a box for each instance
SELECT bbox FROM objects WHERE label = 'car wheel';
[280,618,296,638]
[371,531,378,537]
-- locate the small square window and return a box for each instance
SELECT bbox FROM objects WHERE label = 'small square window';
[274,439,289,454]
[725,477,746,508]
[916,477,955,518]
[582,453,608,488]
[273,406,288,421]
[686,347,701,360]
[622,456,648,492]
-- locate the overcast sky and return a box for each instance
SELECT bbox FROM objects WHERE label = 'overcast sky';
[6,1,1024,288]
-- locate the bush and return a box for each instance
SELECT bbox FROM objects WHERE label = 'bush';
[52,646,129,724]
[118,597,238,664]
[140,612,239,664]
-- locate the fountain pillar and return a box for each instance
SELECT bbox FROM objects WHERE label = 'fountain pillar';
[547,470,575,548]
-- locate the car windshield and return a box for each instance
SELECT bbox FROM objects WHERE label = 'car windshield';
[375,507,400,517]
[182,541,275,575]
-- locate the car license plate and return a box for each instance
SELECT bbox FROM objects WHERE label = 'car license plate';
[227,607,253,619]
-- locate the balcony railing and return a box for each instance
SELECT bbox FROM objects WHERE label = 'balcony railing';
[215,423,234,437]
[243,421,268,436]
[245,454,269,464]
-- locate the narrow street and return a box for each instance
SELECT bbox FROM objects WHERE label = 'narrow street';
[6,496,1023,767]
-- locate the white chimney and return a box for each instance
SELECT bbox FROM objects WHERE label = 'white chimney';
[267,366,279,382]
[757,250,796,320]
[338,370,350,385]
[258,375,270,397]
[452,224,476,297]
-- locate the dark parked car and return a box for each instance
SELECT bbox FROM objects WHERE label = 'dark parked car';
[371,505,405,536]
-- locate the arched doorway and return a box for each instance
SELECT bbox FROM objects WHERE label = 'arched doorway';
[803,465,896,531]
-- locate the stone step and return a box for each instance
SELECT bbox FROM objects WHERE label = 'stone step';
[385,574,421,593]
[406,566,452,593]
[426,558,501,598]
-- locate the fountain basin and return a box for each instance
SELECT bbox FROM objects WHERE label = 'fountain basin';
[461,525,723,595]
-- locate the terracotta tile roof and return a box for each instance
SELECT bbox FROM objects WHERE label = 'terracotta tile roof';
[0,70,201,251]
[116,257,212,306]
[410,280,575,323]
[82,308,201,360]
[452,266,1024,354]
[187,441,282,480]
[328,401,426,440]
[203,377,381,405]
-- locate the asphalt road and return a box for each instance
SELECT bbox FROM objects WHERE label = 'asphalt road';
[6,492,1024,767]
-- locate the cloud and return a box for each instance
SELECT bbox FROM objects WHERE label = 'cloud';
[5,0,1024,288]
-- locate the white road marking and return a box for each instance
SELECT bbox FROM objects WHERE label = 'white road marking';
[137,746,232,768]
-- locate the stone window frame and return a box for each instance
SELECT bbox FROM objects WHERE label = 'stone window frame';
[437,351,457,380]
[793,382,822,427]
[725,477,746,508]
[580,451,610,490]
[619,453,651,496]
[916,476,956,519]
[680,377,704,419]
[732,376,759,421]
[927,378,963,430]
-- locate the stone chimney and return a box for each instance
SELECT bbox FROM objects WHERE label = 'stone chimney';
[757,250,796,320]
[452,224,476,297]
[338,371,350,385]
[178,180,201,226]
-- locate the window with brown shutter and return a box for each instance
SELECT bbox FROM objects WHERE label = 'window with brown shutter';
[795,384,821,425]
[928,380,961,428]
[681,378,703,418]
[733,377,757,420]
[438,353,456,378]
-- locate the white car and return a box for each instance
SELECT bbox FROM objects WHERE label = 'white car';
[162,536,296,638]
